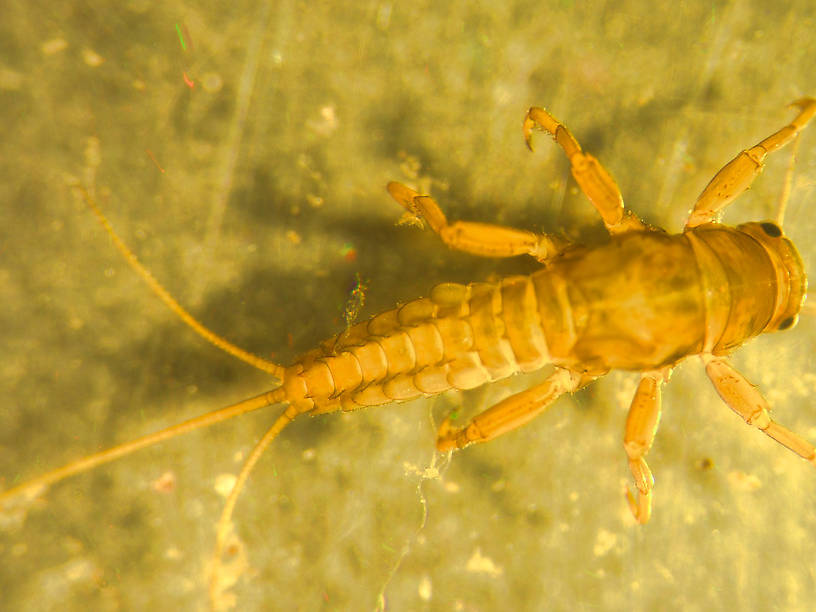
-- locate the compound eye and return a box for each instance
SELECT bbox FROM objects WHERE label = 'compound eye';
[776,316,796,331]
[760,222,782,237]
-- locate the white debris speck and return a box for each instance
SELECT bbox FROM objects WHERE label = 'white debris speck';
[81,48,104,67]
[41,38,68,55]
[214,473,238,498]
[727,470,762,492]
[418,574,432,601]
[465,547,503,577]
[593,528,618,556]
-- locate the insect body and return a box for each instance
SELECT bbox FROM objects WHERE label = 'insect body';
[3,99,816,607]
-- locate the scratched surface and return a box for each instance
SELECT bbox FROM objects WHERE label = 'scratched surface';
[1,1,816,610]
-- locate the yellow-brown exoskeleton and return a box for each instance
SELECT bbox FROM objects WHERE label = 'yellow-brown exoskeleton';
[2,98,815,608]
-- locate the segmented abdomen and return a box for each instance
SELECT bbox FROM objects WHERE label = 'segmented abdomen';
[282,274,555,414]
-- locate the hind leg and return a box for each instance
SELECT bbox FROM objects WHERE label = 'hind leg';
[387,181,570,262]
[436,368,586,451]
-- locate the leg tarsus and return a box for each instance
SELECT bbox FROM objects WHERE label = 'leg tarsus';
[625,461,653,524]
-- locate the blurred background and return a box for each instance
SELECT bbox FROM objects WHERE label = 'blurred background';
[1,1,815,610]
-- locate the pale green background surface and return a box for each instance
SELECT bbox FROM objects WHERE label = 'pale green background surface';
[1,1,816,610]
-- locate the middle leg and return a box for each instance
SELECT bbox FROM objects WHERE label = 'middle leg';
[623,370,670,524]
[523,107,647,235]
[685,98,816,228]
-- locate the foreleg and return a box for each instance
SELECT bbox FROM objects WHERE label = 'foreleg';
[702,354,816,467]
[686,98,816,228]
